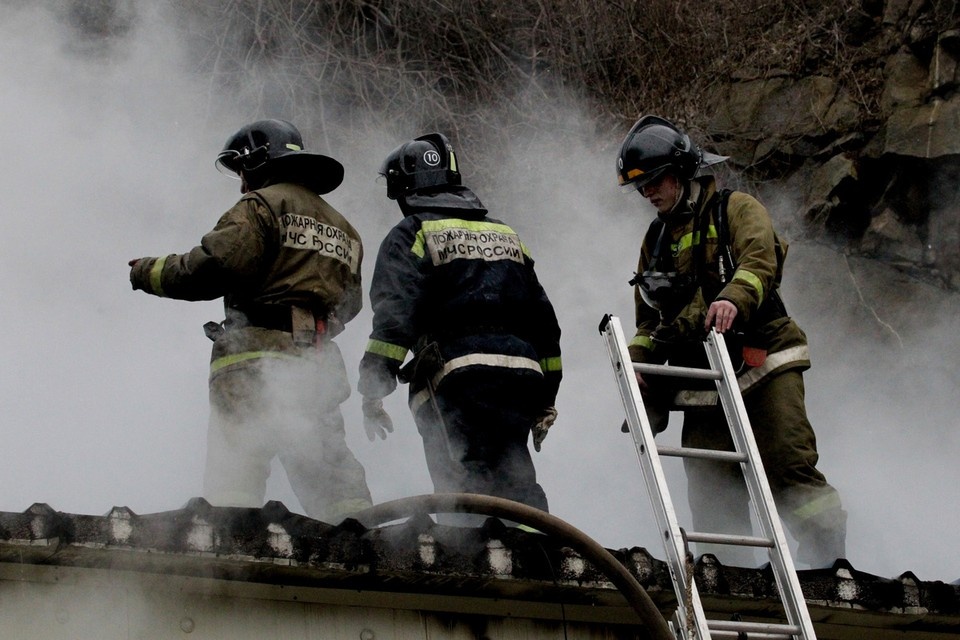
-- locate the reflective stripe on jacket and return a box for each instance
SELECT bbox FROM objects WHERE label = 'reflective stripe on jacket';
[358,187,562,406]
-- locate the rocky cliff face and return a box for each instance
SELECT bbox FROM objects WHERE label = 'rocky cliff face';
[706,0,960,290]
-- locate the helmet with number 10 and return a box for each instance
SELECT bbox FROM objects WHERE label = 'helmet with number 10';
[379,132,462,200]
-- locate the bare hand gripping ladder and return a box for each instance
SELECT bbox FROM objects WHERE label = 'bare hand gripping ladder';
[599,314,817,640]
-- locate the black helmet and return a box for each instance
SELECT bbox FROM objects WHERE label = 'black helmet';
[379,132,461,200]
[616,115,726,190]
[215,119,344,194]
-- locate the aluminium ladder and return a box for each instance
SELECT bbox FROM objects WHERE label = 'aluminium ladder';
[599,314,817,640]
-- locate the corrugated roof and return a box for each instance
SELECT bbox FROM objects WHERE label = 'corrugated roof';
[1,499,958,638]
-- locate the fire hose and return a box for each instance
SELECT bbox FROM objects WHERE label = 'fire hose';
[351,493,673,640]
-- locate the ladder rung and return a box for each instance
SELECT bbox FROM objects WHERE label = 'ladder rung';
[685,531,775,547]
[657,445,748,463]
[708,619,802,637]
[633,362,722,380]
[707,631,796,640]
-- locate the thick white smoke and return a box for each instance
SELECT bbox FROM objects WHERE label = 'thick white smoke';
[1,2,958,583]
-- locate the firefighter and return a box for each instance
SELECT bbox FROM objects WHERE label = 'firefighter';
[128,119,372,522]
[358,133,562,516]
[617,115,847,568]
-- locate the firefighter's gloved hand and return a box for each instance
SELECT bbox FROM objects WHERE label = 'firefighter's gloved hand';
[128,256,160,293]
[362,396,393,442]
[532,407,558,452]
[128,257,147,291]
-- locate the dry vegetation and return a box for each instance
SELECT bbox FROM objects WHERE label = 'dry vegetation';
[172,2,873,138]
[63,0,960,179]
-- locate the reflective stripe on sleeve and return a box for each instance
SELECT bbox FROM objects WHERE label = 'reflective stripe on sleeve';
[539,356,562,373]
[149,255,167,297]
[409,388,431,414]
[671,390,719,407]
[732,268,765,300]
[365,339,408,363]
[630,334,654,350]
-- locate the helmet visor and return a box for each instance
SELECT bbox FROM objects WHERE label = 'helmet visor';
[215,151,242,179]
[619,165,670,193]
[214,144,270,177]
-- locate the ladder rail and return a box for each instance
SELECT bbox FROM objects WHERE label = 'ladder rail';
[600,315,711,640]
[704,331,817,638]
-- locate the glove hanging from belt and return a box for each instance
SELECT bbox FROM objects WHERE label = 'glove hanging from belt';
[291,306,324,348]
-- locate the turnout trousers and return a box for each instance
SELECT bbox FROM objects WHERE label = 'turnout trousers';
[681,369,846,568]
[411,367,548,515]
[204,340,372,522]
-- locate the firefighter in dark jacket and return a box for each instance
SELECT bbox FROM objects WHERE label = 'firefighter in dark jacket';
[616,115,846,567]
[129,119,372,522]
[358,133,562,514]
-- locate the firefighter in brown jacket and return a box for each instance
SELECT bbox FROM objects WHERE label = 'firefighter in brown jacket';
[129,119,372,522]
[616,115,846,568]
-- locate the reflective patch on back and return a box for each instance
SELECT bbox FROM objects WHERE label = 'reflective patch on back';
[280,213,360,273]
[423,225,525,266]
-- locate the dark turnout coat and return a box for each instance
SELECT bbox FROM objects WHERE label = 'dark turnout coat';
[358,186,561,409]
[358,186,562,510]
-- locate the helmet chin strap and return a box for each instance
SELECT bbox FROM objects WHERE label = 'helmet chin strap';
[658,178,694,222]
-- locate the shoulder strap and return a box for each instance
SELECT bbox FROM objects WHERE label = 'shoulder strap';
[647,218,667,263]
[713,189,735,283]
[629,218,666,286]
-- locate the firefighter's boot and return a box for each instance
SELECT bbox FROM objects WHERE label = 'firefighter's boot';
[794,510,847,569]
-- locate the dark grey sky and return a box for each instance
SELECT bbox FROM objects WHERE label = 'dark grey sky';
[2,2,958,582]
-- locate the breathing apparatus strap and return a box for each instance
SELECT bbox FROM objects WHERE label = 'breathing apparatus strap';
[711,188,789,323]
[629,218,666,287]
[649,218,668,271]
[713,189,735,283]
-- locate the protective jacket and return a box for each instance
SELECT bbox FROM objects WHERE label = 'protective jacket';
[629,175,809,396]
[130,181,363,371]
[358,186,562,410]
